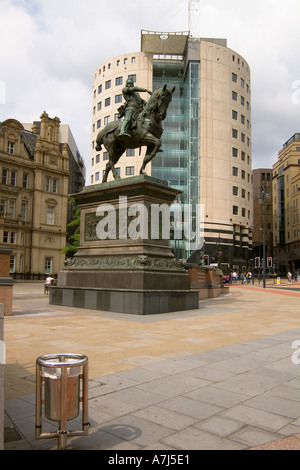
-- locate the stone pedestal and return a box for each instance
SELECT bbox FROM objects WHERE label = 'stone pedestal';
[0,248,13,316]
[188,266,226,300]
[50,175,198,314]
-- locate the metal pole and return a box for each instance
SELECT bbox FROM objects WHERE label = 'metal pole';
[263,189,266,288]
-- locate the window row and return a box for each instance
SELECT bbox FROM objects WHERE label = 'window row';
[92,149,135,166]
[232,148,251,164]
[232,167,251,182]
[232,206,251,219]
[2,168,29,187]
[94,74,136,98]
[98,57,136,75]
[232,110,250,128]
[232,129,250,146]
[0,198,28,221]
[231,72,250,93]
[8,254,53,274]
[91,166,135,184]
[232,186,251,200]
[1,169,58,193]
[232,91,250,110]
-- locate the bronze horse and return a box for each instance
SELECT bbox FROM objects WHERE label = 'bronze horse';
[95,85,175,183]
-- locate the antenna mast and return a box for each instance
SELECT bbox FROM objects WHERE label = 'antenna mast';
[188,0,200,36]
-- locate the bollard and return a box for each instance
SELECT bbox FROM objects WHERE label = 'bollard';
[36,353,89,450]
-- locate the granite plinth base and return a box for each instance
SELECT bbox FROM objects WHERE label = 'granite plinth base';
[49,286,199,315]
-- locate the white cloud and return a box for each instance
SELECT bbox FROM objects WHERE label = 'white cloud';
[1,0,300,179]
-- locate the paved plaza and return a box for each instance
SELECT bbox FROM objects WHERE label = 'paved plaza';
[3,279,300,450]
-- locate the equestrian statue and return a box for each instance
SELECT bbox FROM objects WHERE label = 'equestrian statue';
[96,77,175,183]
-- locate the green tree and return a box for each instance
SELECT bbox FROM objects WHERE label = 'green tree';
[61,198,80,258]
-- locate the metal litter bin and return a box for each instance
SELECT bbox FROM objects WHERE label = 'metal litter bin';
[43,363,81,421]
[36,353,89,449]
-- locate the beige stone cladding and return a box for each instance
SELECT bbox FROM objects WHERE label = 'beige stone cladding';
[197,40,252,253]
[91,52,153,184]
[0,112,69,277]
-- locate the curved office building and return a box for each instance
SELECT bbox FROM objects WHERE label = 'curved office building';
[91,31,252,272]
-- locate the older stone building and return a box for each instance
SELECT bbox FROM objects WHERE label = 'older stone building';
[0,111,85,278]
[273,133,300,276]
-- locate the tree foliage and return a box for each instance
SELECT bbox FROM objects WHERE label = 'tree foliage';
[61,198,80,258]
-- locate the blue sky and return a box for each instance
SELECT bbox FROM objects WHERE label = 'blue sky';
[1,0,300,180]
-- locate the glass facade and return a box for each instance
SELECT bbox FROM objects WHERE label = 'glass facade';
[151,60,200,259]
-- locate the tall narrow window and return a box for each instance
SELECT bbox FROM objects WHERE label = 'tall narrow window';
[7,142,14,154]
[46,206,54,225]
[45,257,52,274]
[11,171,17,186]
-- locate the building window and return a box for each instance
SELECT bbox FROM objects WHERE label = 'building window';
[131,57,136,63]
[103,152,109,160]
[95,172,100,181]
[115,94,122,104]
[9,200,15,219]
[232,110,238,120]
[232,148,238,158]
[96,154,100,163]
[21,202,28,222]
[105,80,111,90]
[0,199,6,217]
[242,208,246,217]
[10,255,15,273]
[45,257,52,274]
[240,78,245,88]
[45,177,58,193]
[115,77,123,86]
[242,189,246,198]
[52,178,58,193]
[2,169,8,184]
[232,91,238,101]
[46,206,54,225]
[128,74,136,83]
[11,171,17,186]
[126,166,135,176]
[232,167,238,177]
[241,170,246,179]
[7,142,14,154]
[233,186,238,196]
[98,84,102,94]
[232,129,238,139]
[105,97,111,107]
[126,149,135,157]
[232,73,237,83]
[3,231,16,244]
[97,101,102,111]
[23,173,29,188]
[241,133,245,143]
[104,116,110,125]
[233,206,239,215]
[241,96,245,106]
[115,168,121,177]
[97,119,101,129]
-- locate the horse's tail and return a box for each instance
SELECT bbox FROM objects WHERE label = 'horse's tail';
[95,130,103,151]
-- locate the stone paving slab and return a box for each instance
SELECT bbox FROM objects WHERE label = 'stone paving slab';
[4,282,300,450]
